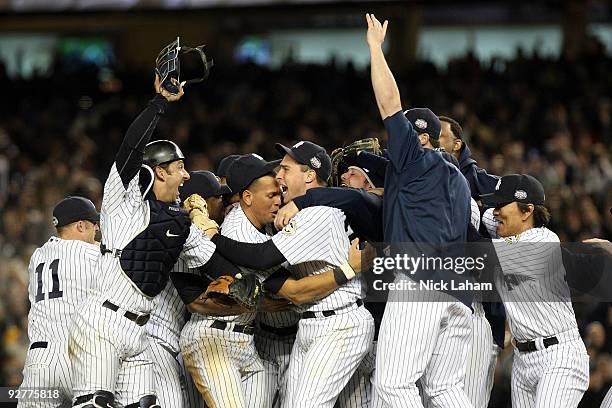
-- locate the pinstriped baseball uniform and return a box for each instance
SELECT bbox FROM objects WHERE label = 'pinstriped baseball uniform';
[180,204,271,408]
[146,257,204,408]
[271,206,375,408]
[69,163,217,406]
[484,210,589,407]
[254,298,301,407]
[462,198,498,408]
[19,237,99,408]
[602,389,612,408]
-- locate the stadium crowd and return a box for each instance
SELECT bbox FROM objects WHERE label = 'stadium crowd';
[0,39,611,406]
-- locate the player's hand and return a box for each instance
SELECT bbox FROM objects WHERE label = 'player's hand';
[154,73,185,102]
[274,201,299,230]
[348,238,376,274]
[366,13,388,48]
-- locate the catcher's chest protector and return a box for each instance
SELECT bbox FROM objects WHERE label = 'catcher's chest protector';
[120,200,191,297]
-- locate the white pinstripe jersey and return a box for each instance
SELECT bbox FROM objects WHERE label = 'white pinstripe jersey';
[97,163,216,314]
[146,258,189,354]
[483,209,577,341]
[470,198,480,231]
[272,206,361,313]
[27,237,100,343]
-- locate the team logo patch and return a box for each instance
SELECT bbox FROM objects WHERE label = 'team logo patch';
[415,118,427,129]
[495,178,502,191]
[282,219,297,235]
[310,157,321,169]
[514,190,527,200]
[52,216,59,227]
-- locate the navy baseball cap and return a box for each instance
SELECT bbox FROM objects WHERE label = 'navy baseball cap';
[227,154,281,193]
[216,154,240,178]
[345,151,387,188]
[481,174,545,206]
[275,141,332,181]
[180,171,231,202]
[404,108,441,140]
[52,196,100,228]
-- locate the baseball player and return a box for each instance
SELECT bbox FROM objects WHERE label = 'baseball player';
[204,142,375,408]
[181,152,365,408]
[366,14,474,408]
[18,197,100,408]
[145,170,230,408]
[68,76,226,407]
[480,174,590,407]
[437,116,500,199]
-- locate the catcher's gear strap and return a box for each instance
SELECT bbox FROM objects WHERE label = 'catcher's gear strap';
[198,249,242,280]
[211,234,285,270]
[115,95,167,189]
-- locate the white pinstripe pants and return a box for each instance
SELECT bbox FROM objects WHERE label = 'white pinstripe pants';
[180,321,268,408]
[68,300,155,406]
[149,339,187,408]
[510,334,589,408]
[463,303,498,408]
[18,341,72,408]
[372,279,473,408]
[282,305,375,408]
[336,341,376,408]
[253,329,296,408]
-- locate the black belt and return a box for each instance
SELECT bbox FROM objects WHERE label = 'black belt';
[30,341,48,350]
[259,322,298,337]
[302,299,363,319]
[210,320,254,335]
[515,336,559,353]
[102,300,150,326]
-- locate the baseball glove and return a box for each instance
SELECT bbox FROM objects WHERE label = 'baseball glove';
[330,138,382,187]
[204,273,262,310]
[182,193,219,235]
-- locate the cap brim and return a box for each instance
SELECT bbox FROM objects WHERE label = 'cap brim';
[480,192,511,206]
[275,143,301,164]
[217,184,232,196]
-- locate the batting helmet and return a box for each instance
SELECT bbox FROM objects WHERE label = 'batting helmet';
[143,140,185,168]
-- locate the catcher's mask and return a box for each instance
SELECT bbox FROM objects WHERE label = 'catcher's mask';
[330,138,382,187]
[155,37,214,95]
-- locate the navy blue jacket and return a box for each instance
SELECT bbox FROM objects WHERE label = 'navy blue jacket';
[293,187,383,243]
[383,111,471,244]
[459,144,500,199]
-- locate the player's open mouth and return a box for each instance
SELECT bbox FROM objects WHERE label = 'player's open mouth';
[280,184,288,196]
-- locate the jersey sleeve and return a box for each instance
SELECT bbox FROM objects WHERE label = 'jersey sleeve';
[482,208,499,239]
[271,207,350,266]
[102,163,145,215]
[470,198,481,230]
[180,224,217,268]
[383,110,423,171]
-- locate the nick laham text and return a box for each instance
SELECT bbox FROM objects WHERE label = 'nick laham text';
[373,279,493,292]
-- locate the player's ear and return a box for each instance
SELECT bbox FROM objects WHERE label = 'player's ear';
[454,138,463,153]
[418,134,429,147]
[305,169,316,184]
[154,166,167,181]
[242,190,253,206]
[521,204,535,221]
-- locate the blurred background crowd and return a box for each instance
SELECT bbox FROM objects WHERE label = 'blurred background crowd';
[0,1,611,407]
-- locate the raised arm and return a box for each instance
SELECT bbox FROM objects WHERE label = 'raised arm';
[367,13,401,120]
[115,75,184,188]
